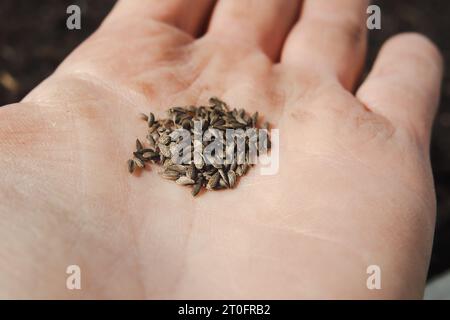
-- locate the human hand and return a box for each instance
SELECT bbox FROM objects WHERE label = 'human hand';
[0,0,443,299]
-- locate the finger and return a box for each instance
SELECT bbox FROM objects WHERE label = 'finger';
[104,0,216,37]
[282,0,369,90]
[357,33,443,146]
[207,0,301,61]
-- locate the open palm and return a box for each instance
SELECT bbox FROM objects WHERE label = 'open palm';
[0,0,443,299]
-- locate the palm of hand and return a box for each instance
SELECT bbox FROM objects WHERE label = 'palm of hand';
[0,1,442,299]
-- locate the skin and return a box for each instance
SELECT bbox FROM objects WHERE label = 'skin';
[0,0,443,299]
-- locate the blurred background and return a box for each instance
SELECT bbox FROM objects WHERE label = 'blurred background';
[0,0,449,282]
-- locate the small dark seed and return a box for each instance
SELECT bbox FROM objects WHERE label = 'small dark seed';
[133,151,146,162]
[148,112,155,127]
[163,158,173,168]
[186,163,197,180]
[127,159,135,173]
[142,151,158,160]
[146,135,156,149]
[136,139,143,151]
[191,183,202,197]
[139,113,149,121]
[236,165,243,176]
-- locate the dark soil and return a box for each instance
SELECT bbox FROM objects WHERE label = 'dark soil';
[1,0,449,280]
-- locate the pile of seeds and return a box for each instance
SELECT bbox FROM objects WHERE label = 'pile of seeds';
[127,97,270,196]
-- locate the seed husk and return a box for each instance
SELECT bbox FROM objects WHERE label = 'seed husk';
[167,164,187,173]
[206,172,220,190]
[235,114,247,125]
[134,158,145,168]
[218,169,228,186]
[227,170,236,188]
[163,158,173,168]
[210,96,226,108]
[160,170,180,180]
[251,111,258,127]
[219,178,228,189]
[151,131,160,142]
[158,133,171,145]
[176,176,196,185]
[230,159,237,172]
[158,143,171,158]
